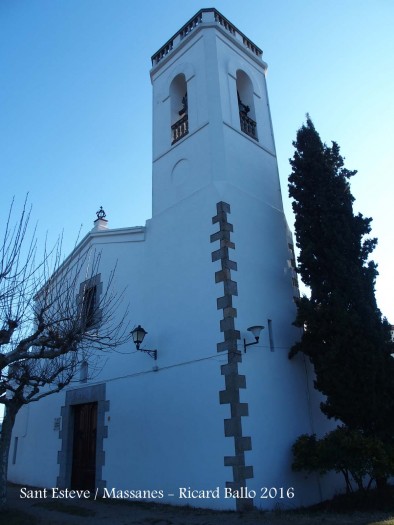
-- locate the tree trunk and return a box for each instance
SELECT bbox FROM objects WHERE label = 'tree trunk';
[0,403,19,510]
[341,469,353,494]
[376,476,388,492]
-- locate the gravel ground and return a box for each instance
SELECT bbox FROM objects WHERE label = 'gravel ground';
[4,484,394,525]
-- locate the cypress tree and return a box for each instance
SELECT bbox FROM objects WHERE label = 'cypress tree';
[288,116,394,439]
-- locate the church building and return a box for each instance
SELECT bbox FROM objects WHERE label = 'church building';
[8,9,338,510]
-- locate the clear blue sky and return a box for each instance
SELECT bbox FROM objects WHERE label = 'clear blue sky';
[1,0,393,321]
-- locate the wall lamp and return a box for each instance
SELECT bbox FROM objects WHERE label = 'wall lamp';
[131,325,157,360]
[243,325,264,353]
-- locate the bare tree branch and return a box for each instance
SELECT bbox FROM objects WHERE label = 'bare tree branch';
[0,198,129,508]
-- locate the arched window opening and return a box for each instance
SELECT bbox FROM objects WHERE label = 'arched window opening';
[170,74,188,144]
[236,70,258,141]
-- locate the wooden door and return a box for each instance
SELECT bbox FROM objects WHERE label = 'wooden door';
[71,402,97,491]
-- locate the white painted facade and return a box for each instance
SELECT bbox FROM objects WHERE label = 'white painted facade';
[8,9,340,510]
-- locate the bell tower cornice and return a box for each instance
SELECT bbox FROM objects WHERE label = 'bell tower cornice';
[150,8,267,75]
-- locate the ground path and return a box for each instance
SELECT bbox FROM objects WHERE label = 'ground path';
[3,484,394,525]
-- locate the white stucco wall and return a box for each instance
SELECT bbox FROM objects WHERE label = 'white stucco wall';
[8,11,342,511]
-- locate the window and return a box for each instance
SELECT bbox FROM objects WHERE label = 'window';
[170,74,188,144]
[82,285,97,329]
[236,70,257,141]
[76,274,102,331]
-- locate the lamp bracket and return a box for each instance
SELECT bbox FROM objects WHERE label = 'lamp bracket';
[243,337,259,353]
[139,348,157,360]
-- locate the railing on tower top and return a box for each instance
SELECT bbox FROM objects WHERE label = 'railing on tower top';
[153,40,174,64]
[214,11,236,35]
[179,12,203,39]
[151,8,263,66]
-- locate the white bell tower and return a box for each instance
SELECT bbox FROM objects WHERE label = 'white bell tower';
[146,9,328,510]
[150,9,281,218]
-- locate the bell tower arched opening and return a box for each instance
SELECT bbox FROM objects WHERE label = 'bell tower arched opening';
[170,73,188,144]
[236,69,258,141]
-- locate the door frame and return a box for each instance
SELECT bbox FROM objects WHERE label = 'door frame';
[57,383,109,493]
